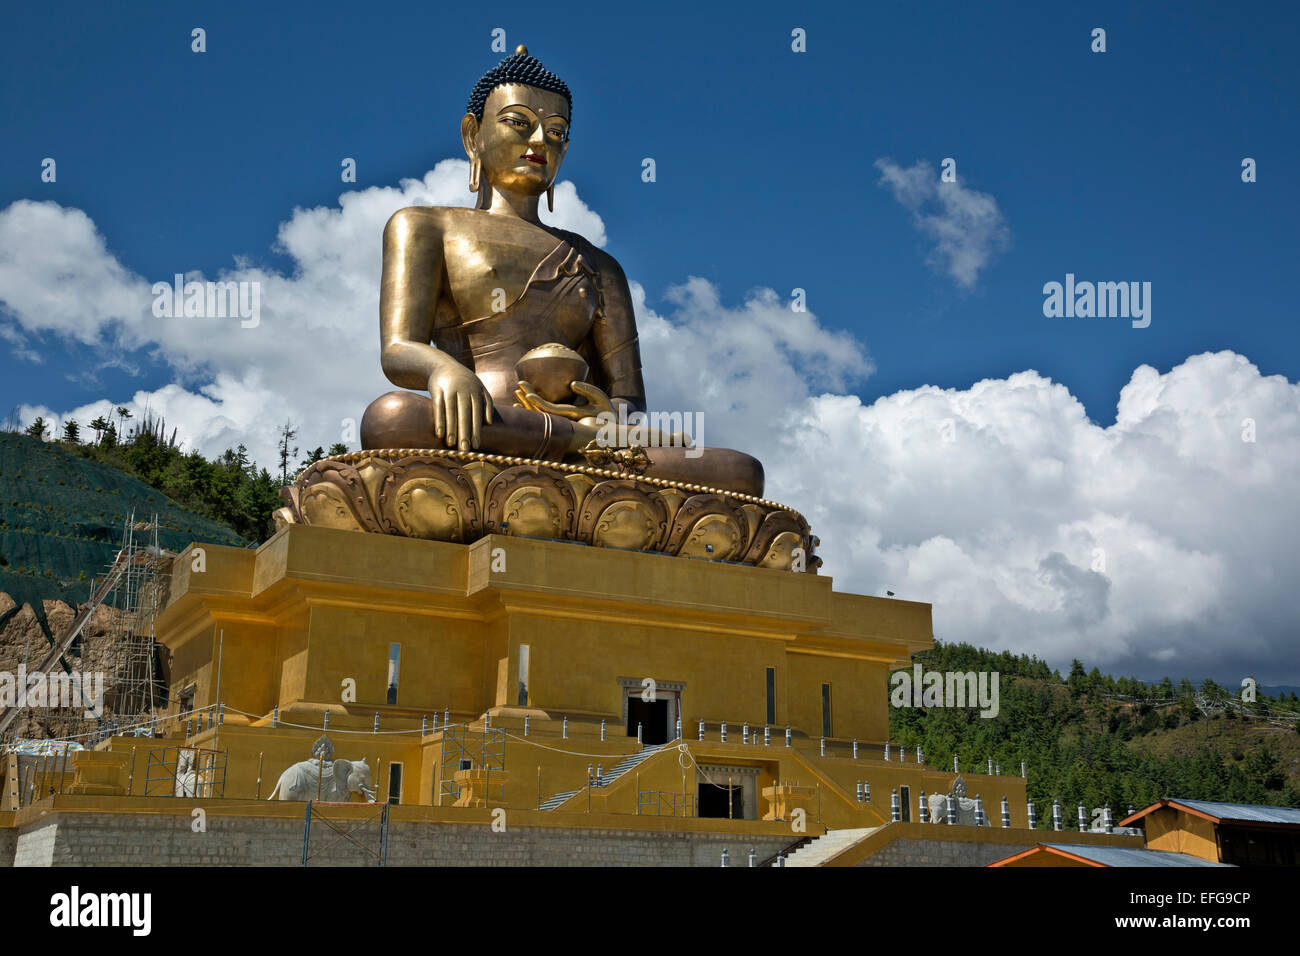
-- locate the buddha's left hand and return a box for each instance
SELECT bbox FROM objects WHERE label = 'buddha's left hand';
[514,380,615,426]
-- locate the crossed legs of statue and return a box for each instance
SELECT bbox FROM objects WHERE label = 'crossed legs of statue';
[360,390,765,499]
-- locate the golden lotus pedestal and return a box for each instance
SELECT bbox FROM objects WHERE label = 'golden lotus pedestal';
[275,449,819,572]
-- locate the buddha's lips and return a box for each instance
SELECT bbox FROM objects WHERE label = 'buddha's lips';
[523,153,546,165]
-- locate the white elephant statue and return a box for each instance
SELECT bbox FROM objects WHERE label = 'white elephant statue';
[928,792,982,825]
[268,757,376,802]
[928,776,989,826]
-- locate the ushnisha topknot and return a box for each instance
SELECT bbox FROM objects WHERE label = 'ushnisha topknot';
[466,44,573,130]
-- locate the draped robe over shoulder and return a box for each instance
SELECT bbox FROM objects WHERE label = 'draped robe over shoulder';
[433,231,643,409]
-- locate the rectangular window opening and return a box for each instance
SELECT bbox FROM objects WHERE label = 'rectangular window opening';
[821,683,832,738]
[386,643,401,706]
[517,643,530,707]
[765,668,776,725]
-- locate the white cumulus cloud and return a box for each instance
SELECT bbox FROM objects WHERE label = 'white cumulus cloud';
[875,158,1010,289]
[760,352,1299,682]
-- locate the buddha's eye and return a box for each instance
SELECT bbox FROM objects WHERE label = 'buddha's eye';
[501,117,528,129]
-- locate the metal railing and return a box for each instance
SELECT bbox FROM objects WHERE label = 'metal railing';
[638,790,696,817]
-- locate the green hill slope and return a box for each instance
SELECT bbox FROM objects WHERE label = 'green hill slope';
[0,432,249,630]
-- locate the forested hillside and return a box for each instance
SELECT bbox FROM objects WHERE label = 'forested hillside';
[890,642,1300,819]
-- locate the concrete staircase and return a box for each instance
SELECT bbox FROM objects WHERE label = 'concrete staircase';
[538,788,583,811]
[783,827,880,867]
[538,742,670,811]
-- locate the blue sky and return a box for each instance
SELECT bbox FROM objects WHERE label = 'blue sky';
[2,1,1298,682]
[3,0,1295,422]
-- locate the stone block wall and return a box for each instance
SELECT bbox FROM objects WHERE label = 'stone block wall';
[854,837,1031,867]
[3,811,791,867]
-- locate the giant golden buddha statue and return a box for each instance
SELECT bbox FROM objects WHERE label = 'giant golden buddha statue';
[361,45,762,496]
[279,47,817,571]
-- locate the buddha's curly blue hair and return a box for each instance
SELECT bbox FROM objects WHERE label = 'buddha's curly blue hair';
[467,47,572,130]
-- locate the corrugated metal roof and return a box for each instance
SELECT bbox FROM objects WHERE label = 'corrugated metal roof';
[1041,844,1233,867]
[1170,799,1300,825]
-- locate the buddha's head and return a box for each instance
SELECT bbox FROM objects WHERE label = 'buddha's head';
[462,46,571,209]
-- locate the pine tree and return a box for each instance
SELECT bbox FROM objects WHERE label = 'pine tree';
[1067,659,1086,694]
[89,415,109,444]
[277,420,298,485]
[298,447,325,472]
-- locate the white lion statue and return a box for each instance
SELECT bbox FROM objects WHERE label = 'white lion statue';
[174,748,197,797]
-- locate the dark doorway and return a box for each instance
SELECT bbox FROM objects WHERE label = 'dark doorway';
[626,698,668,745]
[388,763,403,805]
[900,785,911,822]
[698,783,741,819]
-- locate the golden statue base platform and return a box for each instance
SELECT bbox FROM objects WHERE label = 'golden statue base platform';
[275,449,819,572]
[144,523,949,824]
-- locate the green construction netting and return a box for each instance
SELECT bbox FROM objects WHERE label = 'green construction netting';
[0,433,249,640]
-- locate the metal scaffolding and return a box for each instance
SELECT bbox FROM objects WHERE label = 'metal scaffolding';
[438,724,506,805]
[144,745,227,798]
[0,511,171,748]
[105,512,168,728]
[302,800,390,867]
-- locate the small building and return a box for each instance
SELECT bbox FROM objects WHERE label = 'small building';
[1120,799,1300,867]
[988,842,1231,867]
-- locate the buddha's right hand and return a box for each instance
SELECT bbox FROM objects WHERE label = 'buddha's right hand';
[427,365,494,451]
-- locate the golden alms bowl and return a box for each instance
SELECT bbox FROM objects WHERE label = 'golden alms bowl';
[514,343,589,404]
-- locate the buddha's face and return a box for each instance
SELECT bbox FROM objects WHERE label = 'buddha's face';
[467,83,569,196]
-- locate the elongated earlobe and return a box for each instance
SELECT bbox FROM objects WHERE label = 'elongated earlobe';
[461,112,486,204]
[546,185,554,213]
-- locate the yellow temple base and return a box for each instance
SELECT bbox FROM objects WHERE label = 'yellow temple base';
[37,523,1038,855]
